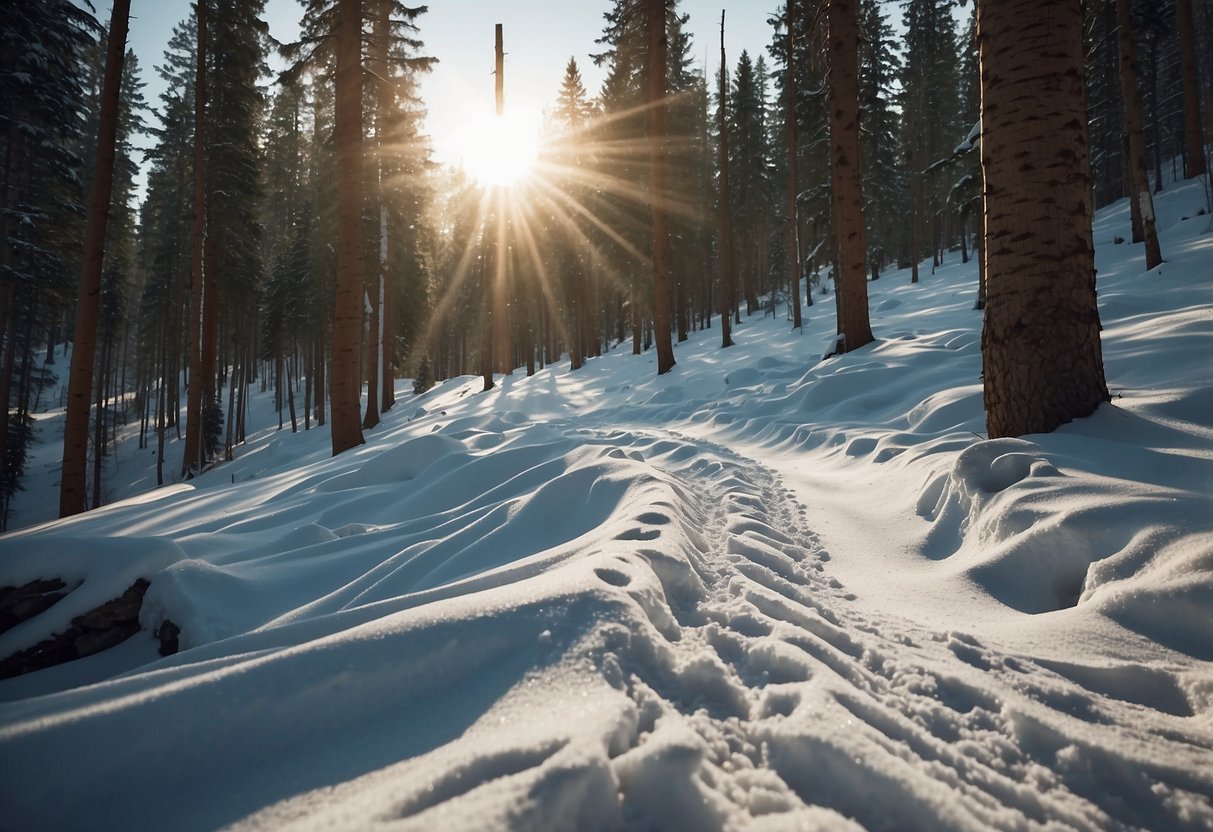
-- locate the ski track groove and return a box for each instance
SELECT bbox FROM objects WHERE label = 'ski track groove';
[559,421,1213,831]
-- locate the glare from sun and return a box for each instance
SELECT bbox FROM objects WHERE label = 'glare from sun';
[453,108,541,189]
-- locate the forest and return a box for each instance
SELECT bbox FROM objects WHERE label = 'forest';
[2,1,1213,827]
[1,0,1206,527]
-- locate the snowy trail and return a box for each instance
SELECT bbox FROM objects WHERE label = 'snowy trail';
[3,178,1211,830]
[213,417,1212,831]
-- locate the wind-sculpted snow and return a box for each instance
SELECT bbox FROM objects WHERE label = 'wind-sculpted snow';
[1,179,1211,829]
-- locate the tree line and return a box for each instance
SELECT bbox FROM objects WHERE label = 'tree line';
[0,0,1208,526]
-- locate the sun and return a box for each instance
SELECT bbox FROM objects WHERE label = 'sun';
[452,107,541,189]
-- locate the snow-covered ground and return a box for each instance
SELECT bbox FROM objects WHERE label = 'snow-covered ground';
[1,179,1211,830]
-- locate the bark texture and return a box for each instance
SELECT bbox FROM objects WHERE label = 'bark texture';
[647,0,676,375]
[978,0,1109,439]
[827,0,873,354]
[330,0,366,455]
[60,0,131,517]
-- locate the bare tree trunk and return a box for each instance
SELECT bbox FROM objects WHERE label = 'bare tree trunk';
[156,311,166,487]
[60,0,130,517]
[492,24,513,376]
[181,0,207,479]
[718,11,735,349]
[330,0,366,454]
[828,0,873,355]
[1176,0,1206,179]
[645,0,676,374]
[978,0,1108,438]
[1115,0,1163,269]
[784,0,803,328]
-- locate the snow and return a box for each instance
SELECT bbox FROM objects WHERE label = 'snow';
[1,178,1211,830]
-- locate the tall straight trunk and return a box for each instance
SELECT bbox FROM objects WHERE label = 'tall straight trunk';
[92,339,108,510]
[492,24,513,376]
[1115,0,1162,269]
[631,279,641,355]
[330,0,366,455]
[718,11,735,349]
[304,336,313,431]
[156,312,166,487]
[363,279,380,428]
[978,0,1108,438]
[380,211,394,411]
[1176,0,1206,179]
[784,0,803,328]
[646,0,676,374]
[60,0,130,517]
[364,2,390,429]
[200,224,219,422]
[287,350,298,433]
[828,0,873,355]
[1148,40,1162,191]
[314,327,325,425]
[910,171,921,283]
[181,0,208,478]
[481,238,495,391]
[236,350,248,443]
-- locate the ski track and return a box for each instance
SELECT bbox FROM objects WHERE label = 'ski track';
[580,423,1213,832]
[3,407,1211,831]
[243,416,1208,832]
[6,169,1213,828]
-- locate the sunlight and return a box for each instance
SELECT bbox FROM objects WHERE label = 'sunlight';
[451,107,541,189]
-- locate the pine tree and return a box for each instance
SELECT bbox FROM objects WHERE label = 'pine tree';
[717,12,736,349]
[898,0,960,281]
[330,0,366,454]
[1115,0,1163,270]
[646,0,676,375]
[1,0,96,520]
[1176,0,1206,179]
[727,51,775,313]
[827,0,873,355]
[858,0,902,280]
[60,0,131,517]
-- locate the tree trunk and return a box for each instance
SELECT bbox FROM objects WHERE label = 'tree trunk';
[1176,0,1206,179]
[1115,0,1162,270]
[646,0,676,375]
[330,0,366,455]
[828,0,874,355]
[181,0,208,479]
[785,0,803,328]
[978,0,1109,438]
[491,25,513,376]
[718,11,735,349]
[59,0,130,517]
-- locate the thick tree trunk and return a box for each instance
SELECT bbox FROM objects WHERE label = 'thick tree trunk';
[646,0,676,375]
[718,12,735,349]
[1176,0,1206,179]
[330,0,366,455]
[978,0,1109,438]
[60,0,130,517]
[1115,0,1162,270]
[828,0,873,355]
[785,0,803,328]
